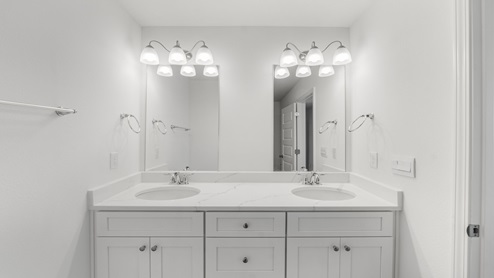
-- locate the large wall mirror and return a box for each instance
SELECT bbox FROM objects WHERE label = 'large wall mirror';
[145,65,219,171]
[273,66,346,172]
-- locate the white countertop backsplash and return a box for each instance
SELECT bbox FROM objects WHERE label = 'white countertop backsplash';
[88,171,402,211]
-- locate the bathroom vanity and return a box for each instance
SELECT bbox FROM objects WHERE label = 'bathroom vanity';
[88,172,402,278]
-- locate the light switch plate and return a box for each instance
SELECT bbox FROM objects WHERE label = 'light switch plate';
[321,147,327,158]
[370,152,378,168]
[110,152,118,169]
[391,156,415,177]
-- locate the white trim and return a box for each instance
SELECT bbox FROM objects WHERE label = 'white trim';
[454,0,471,277]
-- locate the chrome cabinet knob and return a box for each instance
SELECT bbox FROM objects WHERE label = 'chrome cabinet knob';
[243,223,249,229]
[151,245,158,252]
[139,245,146,252]
[332,245,339,252]
[243,257,248,263]
[344,245,351,252]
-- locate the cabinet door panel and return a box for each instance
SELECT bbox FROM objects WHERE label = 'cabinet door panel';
[151,237,204,278]
[96,237,150,278]
[340,237,393,278]
[287,238,340,278]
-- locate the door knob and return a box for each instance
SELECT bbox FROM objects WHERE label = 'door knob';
[344,245,351,252]
[151,245,158,252]
[332,245,339,252]
[139,245,146,252]
[243,223,249,229]
[243,257,249,263]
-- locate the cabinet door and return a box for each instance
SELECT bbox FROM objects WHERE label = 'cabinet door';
[150,237,204,278]
[96,237,150,278]
[340,237,393,278]
[287,238,341,278]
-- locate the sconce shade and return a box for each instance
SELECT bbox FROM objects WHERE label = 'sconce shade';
[280,48,298,67]
[305,46,324,66]
[180,65,196,77]
[203,65,219,77]
[140,45,159,65]
[169,45,187,65]
[195,46,214,65]
[319,65,335,77]
[157,65,173,77]
[274,66,290,79]
[333,46,352,65]
[296,65,311,78]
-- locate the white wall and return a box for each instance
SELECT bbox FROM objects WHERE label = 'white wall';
[280,67,346,171]
[142,27,349,170]
[349,0,456,277]
[145,67,190,170]
[0,0,144,277]
[189,78,219,170]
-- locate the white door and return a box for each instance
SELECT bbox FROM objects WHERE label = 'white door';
[339,237,393,278]
[281,103,306,171]
[150,237,203,278]
[96,237,150,278]
[287,238,340,278]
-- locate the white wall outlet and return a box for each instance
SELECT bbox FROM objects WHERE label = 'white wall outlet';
[369,152,378,168]
[321,147,327,158]
[332,148,337,159]
[110,152,118,169]
[155,148,160,159]
[391,156,416,177]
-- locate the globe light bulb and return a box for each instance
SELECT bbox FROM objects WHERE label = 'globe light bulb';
[274,66,290,79]
[140,45,159,65]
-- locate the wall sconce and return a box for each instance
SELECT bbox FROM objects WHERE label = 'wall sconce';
[275,40,351,79]
[140,40,219,78]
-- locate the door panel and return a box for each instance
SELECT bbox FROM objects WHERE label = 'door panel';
[96,237,150,278]
[150,237,203,278]
[339,237,393,278]
[287,238,340,278]
[282,104,296,171]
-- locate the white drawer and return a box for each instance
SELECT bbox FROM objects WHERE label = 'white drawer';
[287,212,393,237]
[95,212,203,236]
[206,212,285,237]
[206,238,285,278]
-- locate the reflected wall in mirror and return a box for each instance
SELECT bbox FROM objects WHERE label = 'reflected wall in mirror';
[145,65,219,171]
[273,66,345,172]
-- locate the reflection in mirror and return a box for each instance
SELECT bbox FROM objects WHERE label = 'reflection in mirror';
[273,66,345,172]
[145,65,219,171]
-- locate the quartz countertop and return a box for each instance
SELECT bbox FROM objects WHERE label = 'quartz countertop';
[89,181,401,211]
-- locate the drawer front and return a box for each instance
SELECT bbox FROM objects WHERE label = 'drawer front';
[206,212,285,237]
[96,212,203,236]
[206,238,285,278]
[287,212,393,237]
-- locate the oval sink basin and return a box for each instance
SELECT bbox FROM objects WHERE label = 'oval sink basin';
[292,187,356,201]
[136,186,200,201]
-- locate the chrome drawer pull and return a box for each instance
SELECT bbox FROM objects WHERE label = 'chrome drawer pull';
[243,257,248,263]
[333,245,339,252]
[139,245,146,252]
[243,223,249,229]
[151,245,158,252]
[344,245,351,252]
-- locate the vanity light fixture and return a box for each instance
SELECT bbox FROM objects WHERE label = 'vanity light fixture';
[296,65,311,78]
[140,40,218,77]
[277,40,352,78]
[203,65,219,77]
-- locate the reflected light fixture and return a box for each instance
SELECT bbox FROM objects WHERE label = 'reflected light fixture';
[180,65,196,77]
[276,40,351,78]
[140,40,218,77]
[319,65,335,77]
[203,65,219,77]
[274,66,290,79]
[157,65,173,77]
[296,65,311,78]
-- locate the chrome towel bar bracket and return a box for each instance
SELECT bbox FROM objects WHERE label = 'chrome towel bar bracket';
[120,113,141,134]
[319,120,338,134]
[170,125,190,131]
[348,114,374,132]
[152,119,167,135]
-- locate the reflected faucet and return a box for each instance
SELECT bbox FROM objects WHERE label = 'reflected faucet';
[171,168,192,185]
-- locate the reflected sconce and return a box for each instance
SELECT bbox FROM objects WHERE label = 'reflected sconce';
[274,66,290,79]
[140,40,218,77]
[276,40,352,78]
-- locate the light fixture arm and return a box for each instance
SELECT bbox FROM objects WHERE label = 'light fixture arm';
[148,40,170,53]
[189,40,207,53]
[285,42,303,54]
[321,40,343,53]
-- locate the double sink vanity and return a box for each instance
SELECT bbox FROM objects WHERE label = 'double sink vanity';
[88,171,402,278]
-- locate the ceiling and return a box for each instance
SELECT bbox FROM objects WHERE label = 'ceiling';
[118,0,375,27]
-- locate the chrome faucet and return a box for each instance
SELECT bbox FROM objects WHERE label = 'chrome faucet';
[170,167,192,185]
[303,172,321,185]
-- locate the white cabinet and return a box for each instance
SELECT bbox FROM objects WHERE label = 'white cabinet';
[287,237,393,278]
[96,237,150,278]
[151,238,203,278]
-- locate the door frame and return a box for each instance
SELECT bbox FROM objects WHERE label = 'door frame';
[296,88,316,171]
